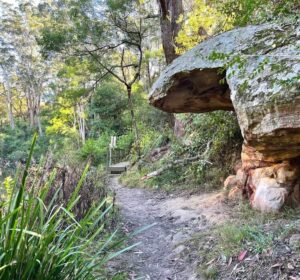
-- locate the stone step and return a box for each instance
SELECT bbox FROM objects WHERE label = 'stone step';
[108,161,130,174]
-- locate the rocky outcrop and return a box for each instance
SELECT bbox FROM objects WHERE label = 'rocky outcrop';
[149,19,300,212]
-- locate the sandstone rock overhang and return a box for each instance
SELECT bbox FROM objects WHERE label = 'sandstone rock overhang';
[150,19,300,212]
[150,20,299,114]
[150,68,233,113]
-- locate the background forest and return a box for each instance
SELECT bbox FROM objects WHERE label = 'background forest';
[0,0,299,279]
[1,0,298,187]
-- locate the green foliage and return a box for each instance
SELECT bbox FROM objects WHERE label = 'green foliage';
[176,0,231,53]
[88,82,128,138]
[186,112,242,187]
[0,176,13,204]
[117,132,134,152]
[80,134,110,165]
[146,167,186,192]
[39,27,68,55]
[107,0,132,10]
[213,0,299,27]
[217,224,273,257]
[46,100,78,139]
[130,85,172,161]
[0,122,49,172]
[80,132,134,165]
[143,112,242,191]
[0,135,133,279]
[177,0,299,55]
[119,168,143,189]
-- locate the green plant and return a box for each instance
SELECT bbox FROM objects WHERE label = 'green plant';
[119,169,144,189]
[217,224,273,257]
[1,176,13,203]
[0,134,138,279]
[117,132,134,153]
[80,134,110,165]
[141,111,242,191]
[199,265,219,280]
[144,167,186,192]
[111,272,129,280]
[79,132,134,166]
[213,0,299,27]
[0,121,50,175]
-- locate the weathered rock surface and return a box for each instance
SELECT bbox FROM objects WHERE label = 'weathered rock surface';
[149,19,300,212]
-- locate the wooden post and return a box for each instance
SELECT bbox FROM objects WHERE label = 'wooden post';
[109,136,117,166]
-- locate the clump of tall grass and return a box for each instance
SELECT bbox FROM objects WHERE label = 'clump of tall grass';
[0,134,137,279]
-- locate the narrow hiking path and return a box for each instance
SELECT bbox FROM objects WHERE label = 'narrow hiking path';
[109,175,231,280]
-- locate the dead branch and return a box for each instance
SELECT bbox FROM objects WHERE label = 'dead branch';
[142,141,212,180]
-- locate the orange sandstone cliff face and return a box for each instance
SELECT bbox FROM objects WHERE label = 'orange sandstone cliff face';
[149,19,300,212]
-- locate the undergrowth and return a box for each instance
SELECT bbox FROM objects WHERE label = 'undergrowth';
[0,134,136,279]
[122,111,242,193]
[187,202,300,279]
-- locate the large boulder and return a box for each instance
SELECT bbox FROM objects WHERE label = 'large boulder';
[149,19,300,212]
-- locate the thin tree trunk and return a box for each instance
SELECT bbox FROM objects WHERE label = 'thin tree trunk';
[25,87,34,128]
[146,59,152,91]
[2,72,15,129]
[35,84,43,136]
[29,105,34,129]
[127,85,141,160]
[36,110,43,136]
[5,89,15,129]
[77,102,86,143]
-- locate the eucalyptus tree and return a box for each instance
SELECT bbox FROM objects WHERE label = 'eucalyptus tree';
[157,0,183,65]
[0,1,51,135]
[0,49,16,129]
[0,2,17,129]
[40,0,152,159]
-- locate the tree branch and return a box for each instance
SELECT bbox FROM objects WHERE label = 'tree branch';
[142,141,212,180]
[120,48,127,84]
[84,46,127,85]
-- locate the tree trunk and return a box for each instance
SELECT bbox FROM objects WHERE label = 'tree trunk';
[127,85,141,160]
[5,88,15,130]
[142,155,210,179]
[77,102,86,143]
[2,72,15,129]
[157,0,183,64]
[28,97,34,129]
[36,108,43,136]
[25,83,43,135]
[157,0,184,131]
[35,84,43,136]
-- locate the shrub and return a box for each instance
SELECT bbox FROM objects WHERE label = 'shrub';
[80,132,133,166]
[216,224,273,257]
[117,132,134,154]
[28,159,109,220]
[0,122,49,175]
[119,168,144,189]
[187,112,242,188]
[138,111,242,191]
[0,135,134,279]
[80,135,110,165]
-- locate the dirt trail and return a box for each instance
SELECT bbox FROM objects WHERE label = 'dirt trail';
[109,175,230,280]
